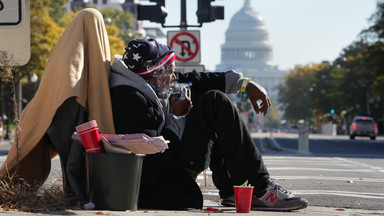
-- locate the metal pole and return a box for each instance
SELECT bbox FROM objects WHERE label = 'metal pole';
[4,107,10,140]
[18,73,22,119]
[180,0,187,30]
[366,87,370,115]
[298,121,309,153]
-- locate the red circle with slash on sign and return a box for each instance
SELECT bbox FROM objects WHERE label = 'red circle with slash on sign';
[169,31,200,62]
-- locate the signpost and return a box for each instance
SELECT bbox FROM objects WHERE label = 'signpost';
[0,0,30,66]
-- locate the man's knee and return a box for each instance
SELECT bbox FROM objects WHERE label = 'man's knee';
[201,90,231,105]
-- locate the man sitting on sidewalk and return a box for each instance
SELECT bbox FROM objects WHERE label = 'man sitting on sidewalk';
[109,38,308,211]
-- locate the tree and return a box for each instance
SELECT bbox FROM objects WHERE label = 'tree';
[361,1,384,42]
[18,1,65,80]
[359,1,384,116]
[332,41,374,117]
[264,98,280,131]
[278,64,318,122]
[60,9,126,58]
[359,0,384,113]
[105,24,126,58]
[99,7,137,44]
[278,1,384,132]
[69,6,137,61]
[49,0,70,24]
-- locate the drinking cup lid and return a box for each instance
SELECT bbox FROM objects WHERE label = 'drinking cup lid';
[76,120,98,133]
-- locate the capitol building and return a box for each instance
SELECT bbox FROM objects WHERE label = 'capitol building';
[216,0,286,103]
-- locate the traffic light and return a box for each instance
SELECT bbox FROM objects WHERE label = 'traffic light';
[196,0,224,23]
[330,109,335,114]
[137,0,168,24]
[248,112,254,123]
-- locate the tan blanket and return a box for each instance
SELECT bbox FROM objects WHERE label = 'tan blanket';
[0,8,115,184]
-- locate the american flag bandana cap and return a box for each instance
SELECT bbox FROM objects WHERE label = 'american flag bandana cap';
[122,38,175,79]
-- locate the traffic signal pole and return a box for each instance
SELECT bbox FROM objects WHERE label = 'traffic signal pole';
[137,0,223,30]
[161,0,202,29]
[180,0,187,29]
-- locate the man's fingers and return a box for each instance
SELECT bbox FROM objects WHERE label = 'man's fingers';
[253,102,260,114]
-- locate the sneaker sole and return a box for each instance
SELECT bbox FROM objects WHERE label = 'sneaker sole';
[222,200,308,211]
[251,206,305,211]
[252,202,308,211]
[220,200,235,207]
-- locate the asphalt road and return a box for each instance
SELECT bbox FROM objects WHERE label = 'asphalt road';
[252,133,384,211]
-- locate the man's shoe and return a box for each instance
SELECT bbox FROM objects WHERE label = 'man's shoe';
[251,179,308,211]
[221,195,236,207]
[220,180,308,211]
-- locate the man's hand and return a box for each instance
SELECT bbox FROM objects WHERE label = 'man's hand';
[245,80,271,116]
[170,87,193,116]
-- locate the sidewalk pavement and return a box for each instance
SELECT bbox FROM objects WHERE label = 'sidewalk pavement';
[1,136,384,215]
[0,137,14,153]
[1,202,384,215]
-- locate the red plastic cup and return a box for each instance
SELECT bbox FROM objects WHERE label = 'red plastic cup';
[234,186,254,213]
[76,120,103,153]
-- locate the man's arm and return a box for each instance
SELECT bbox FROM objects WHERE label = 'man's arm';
[175,71,225,103]
[110,85,162,137]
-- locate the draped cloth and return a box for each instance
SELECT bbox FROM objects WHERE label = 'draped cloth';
[0,8,115,185]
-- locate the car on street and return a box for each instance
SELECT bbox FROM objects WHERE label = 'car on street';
[349,116,378,140]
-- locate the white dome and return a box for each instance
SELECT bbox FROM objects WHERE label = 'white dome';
[228,1,265,31]
[217,0,273,71]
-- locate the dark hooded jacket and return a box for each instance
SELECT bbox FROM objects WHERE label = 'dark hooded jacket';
[109,55,242,209]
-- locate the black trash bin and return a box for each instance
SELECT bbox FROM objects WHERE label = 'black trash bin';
[86,153,144,210]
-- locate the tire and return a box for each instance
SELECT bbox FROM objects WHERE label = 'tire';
[370,136,376,140]
[350,135,355,140]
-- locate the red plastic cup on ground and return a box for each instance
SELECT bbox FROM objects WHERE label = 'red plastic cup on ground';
[76,120,103,153]
[234,186,254,213]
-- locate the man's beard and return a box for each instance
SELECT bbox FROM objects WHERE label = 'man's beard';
[156,84,171,99]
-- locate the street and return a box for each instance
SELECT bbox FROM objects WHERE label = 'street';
[268,134,384,210]
[198,133,384,211]
[1,133,384,212]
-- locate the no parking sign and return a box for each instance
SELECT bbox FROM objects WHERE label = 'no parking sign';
[167,30,200,63]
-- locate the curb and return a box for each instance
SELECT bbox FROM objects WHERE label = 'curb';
[264,137,314,156]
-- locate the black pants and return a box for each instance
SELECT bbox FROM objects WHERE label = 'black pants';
[46,97,88,204]
[179,90,270,198]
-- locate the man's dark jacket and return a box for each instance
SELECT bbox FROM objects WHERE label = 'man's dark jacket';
[109,56,228,210]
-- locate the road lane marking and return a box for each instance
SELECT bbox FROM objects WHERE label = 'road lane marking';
[293,190,384,199]
[335,157,384,172]
[265,162,356,167]
[268,167,376,172]
[272,175,384,183]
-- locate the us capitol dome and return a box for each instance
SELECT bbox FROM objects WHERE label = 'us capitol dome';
[216,0,286,102]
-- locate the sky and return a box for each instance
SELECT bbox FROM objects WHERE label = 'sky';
[139,0,378,72]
